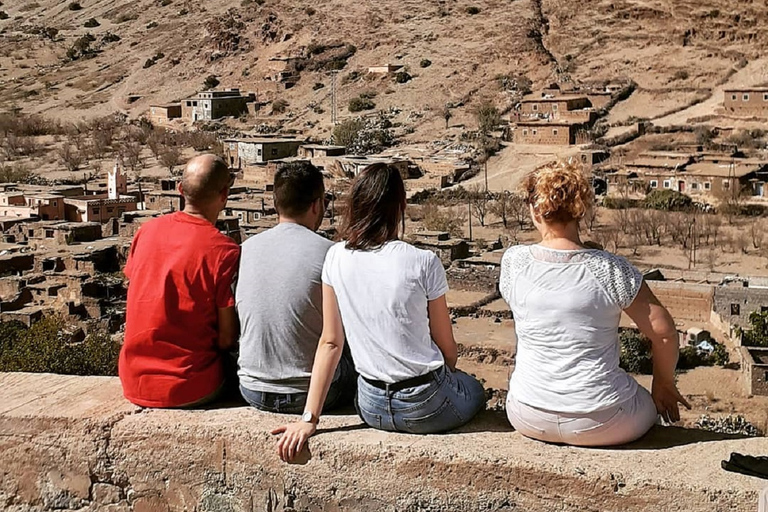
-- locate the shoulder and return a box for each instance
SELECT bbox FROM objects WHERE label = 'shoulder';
[584,250,639,276]
[501,244,531,270]
[583,251,643,307]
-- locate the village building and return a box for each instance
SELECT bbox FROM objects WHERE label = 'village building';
[519,94,595,123]
[224,200,276,225]
[224,137,303,168]
[514,120,588,146]
[181,89,257,122]
[724,88,768,116]
[297,144,346,158]
[63,164,137,223]
[368,64,403,74]
[149,104,182,123]
[411,231,470,267]
[741,347,768,396]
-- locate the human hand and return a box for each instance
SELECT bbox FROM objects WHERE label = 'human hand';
[271,421,316,462]
[651,379,691,423]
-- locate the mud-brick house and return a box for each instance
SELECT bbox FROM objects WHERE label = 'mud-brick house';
[223,137,303,168]
[514,120,588,146]
[149,104,182,123]
[724,88,768,116]
[181,89,257,122]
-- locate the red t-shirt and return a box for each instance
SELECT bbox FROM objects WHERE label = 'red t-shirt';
[119,212,240,408]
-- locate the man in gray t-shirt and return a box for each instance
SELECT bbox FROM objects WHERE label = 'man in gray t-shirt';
[236,161,355,414]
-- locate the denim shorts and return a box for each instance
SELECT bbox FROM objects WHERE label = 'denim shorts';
[355,366,485,434]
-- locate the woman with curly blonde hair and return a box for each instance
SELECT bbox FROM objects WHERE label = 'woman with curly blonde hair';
[499,160,689,446]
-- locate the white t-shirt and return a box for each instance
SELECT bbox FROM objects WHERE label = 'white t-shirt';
[322,240,449,383]
[499,244,644,414]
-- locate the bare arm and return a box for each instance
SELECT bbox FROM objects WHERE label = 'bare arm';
[624,282,691,421]
[428,295,458,371]
[273,284,345,461]
[217,307,239,351]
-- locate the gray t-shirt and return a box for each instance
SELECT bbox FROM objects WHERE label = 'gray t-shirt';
[236,222,334,393]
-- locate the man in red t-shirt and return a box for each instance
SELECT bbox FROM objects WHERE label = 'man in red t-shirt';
[120,154,240,408]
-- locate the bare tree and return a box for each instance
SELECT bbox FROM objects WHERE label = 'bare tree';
[584,205,598,232]
[468,184,490,227]
[159,146,181,175]
[442,105,452,130]
[422,201,466,238]
[56,144,83,172]
[489,191,514,228]
[119,141,144,174]
[750,219,765,249]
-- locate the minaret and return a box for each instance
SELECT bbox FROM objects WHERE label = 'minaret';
[108,161,127,199]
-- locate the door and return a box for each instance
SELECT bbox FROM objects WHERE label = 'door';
[678,180,685,192]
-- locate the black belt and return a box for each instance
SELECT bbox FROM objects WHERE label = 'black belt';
[361,367,442,393]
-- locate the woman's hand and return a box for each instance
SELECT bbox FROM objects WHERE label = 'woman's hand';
[651,379,691,423]
[272,422,317,462]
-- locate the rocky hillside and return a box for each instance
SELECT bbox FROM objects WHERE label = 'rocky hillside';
[0,0,766,140]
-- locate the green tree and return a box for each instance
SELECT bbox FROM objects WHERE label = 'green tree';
[474,101,500,134]
[332,118,365,149]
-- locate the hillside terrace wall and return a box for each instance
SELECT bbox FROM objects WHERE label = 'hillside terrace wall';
[1,372,767,512]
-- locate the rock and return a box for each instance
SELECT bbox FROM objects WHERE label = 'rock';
[92,483,122,504]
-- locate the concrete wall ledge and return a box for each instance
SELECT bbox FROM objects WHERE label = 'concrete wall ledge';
[1,372,767,512]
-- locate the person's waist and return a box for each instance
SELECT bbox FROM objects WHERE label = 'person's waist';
[361,366,444,392]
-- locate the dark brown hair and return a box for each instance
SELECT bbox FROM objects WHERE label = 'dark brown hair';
[273,161,325,217]
[341,163,406,251]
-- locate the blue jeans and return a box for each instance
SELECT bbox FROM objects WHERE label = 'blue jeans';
[239,353,357,414]
[355,366,485,434]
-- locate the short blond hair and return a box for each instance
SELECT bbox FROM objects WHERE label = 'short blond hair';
[521,160,594,224]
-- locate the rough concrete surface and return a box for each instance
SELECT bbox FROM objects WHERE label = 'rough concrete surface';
[1,372,767,512]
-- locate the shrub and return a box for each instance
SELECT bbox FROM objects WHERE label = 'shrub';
[83,17,99,27]
[0,317,120,376]
[203,74,220,89]
[694,415,761,437]
[143,58,155,69]
[394,71,412,83]
[160,0,172,5]
[466,6,480,14]
[146,21,158,29]
[474,100,500,134]
[422,201,466,237]
[0,10,7,19]
[312,82,325,90]
[271,98,289,113]
[743,311,768,347]
[603,196,638,209]
[419,59,432,68]
[348,96,375,112]
[305,7,315,15]
[643,189,693,211]
[68,1,82,10]
[332,118,365,149]
[619,330,653,374]
[673,70,689,81]
[101,32,120,43]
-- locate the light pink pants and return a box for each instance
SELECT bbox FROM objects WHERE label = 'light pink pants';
[507,387,658,447]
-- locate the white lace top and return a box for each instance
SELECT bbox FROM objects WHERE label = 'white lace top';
[500,244,643,413]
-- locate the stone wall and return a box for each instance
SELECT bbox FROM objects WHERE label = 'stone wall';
[1,373,767,512]
[647,281,714,323]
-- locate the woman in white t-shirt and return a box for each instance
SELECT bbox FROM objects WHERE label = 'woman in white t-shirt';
[500,161,690,447]
[274,163,485,461]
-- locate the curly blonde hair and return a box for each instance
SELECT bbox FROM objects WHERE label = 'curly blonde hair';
[520,160,594,224]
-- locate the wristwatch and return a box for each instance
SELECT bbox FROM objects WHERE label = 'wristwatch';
[301,411,319,425]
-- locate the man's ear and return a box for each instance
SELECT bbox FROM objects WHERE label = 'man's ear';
[177,182,184,195]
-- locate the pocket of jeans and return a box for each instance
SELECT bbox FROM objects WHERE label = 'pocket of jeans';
[572,406,624,435]
[358,408,383,429]
[401,398,463,434]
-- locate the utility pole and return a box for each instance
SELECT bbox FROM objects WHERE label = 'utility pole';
[329,70,339,126]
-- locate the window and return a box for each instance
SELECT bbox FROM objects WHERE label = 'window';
[552,104,559,111]
[27,230,34,237]
[532,104,539,111]
[704,182,711,190]
[52,201,57,206]
[42,260,55,271]
[45,230,54,238]
[553,129,558,136]
[731,94,737,101]
[691,182,699,190]
[257,148,263,156]
[186,101,192,106]
[730,303,740,315]
[723,180,730,190]
[743,94,750,101]
[764,94,768,101]
[192,101,198,107]
[663,180,671,189]
[650,180,658,188]
[532,129,538,135]
[107,207,114,213]
[93,208,100,215]
[522,129,528,136]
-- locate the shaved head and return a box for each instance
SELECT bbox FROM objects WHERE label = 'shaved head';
[181,154,231,206]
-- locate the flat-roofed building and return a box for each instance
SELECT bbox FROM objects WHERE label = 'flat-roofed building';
[724,88,768,116]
